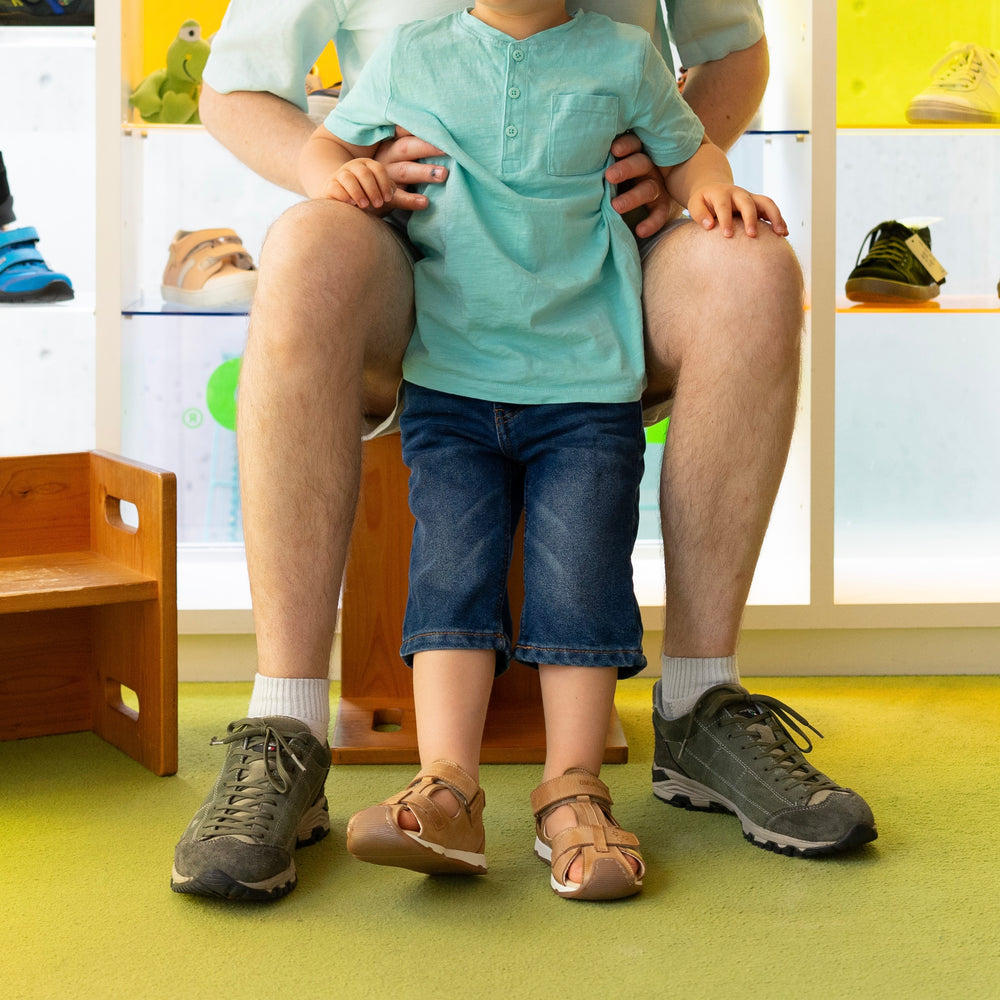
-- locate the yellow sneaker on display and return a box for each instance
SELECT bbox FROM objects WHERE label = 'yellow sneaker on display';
[906,42,1000,124]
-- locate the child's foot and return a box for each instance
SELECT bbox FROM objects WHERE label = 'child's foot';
[531,768,644,900]
[346,760,487,875]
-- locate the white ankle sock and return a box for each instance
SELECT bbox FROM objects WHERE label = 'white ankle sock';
[247,674,331,744]
[658,655,741,720]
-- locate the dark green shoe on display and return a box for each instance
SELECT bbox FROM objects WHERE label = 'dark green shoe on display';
[171,717,331,901]
[651,683,877,857]
[845,219,947,303]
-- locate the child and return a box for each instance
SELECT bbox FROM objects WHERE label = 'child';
[299,1,786,900]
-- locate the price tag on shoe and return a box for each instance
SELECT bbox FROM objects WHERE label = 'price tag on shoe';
[905,232,948,283]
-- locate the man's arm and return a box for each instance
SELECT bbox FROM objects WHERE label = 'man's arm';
[199,86,449,208]
[679,35,769,151]
[607,35,770,235]
[200,84,314,195]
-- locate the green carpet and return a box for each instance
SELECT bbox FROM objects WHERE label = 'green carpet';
[3,676,999,1000]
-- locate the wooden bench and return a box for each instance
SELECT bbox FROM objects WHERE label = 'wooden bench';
[332,434,626,764]
[0,451,177,775]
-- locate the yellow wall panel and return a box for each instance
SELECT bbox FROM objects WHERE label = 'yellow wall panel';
[837,0,1000,126]
[138,2,340,88]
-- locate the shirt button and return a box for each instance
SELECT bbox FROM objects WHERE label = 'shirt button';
[511,49,525,61]
[505,124,518,138]
[508,86,521,99]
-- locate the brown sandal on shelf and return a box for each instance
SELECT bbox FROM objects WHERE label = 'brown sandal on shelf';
[160,228,257,308]
[531,768,645,900]
[346,759,487,875]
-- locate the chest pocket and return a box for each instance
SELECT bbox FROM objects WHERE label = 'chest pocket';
[547,93,621,177]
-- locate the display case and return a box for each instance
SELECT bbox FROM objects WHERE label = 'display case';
[0,23,97,456]
[77,0,999,674]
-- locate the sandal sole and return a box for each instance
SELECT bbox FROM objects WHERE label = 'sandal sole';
[348,814,486,875]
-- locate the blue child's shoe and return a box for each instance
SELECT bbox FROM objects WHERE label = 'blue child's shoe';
[0,226,74,303]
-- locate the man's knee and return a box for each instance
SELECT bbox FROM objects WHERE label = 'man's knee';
[260,199,381,278]
[642,223,803,387]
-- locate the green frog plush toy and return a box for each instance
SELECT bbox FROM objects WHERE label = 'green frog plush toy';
[129,20,210,125]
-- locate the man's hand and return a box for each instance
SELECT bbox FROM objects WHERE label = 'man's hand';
[374,126,449,212]
[606,132,676,237]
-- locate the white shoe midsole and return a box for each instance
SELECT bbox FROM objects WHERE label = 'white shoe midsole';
[653,770,836,851]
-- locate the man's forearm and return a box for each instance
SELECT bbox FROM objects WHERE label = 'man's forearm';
[199,84,315,195]
[681,36,769,151]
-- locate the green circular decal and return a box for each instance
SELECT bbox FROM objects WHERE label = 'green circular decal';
[206,357,242,430]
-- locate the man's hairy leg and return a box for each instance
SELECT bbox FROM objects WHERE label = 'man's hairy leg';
[641,220,803,657]
[239,199,414,680]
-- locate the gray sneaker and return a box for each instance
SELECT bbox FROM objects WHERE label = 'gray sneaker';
[171,716,331,900]
[652,683,877,857]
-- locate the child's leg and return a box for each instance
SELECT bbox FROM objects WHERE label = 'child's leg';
[539,663,617,781]
[537,664,640,884]
[393,647,495,832]
[345,648,493,873]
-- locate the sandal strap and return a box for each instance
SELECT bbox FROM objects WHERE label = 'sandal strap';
[406,759,481,806]
[0,245,47,275]
[163,228,255,292]
[383,759,485,850]
[549,823,642,870]
[0,226,40,250]
[530,768,613,819]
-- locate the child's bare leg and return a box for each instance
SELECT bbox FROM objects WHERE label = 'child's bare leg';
[538,665,639,880]
[395,648,495,831]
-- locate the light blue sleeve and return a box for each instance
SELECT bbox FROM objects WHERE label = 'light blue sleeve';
[202,0,341,112]
[663,0,764,68]
[323,30,398,147]
[627,38,705,167]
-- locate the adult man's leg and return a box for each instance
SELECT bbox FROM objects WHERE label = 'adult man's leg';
[641,220,877,856]
[172,200,416,899]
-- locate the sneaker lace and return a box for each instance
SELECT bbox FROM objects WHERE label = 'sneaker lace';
[853,223,913,269]
[202,720,307,838]
[680,688,840,795]
[928,42,1000,91]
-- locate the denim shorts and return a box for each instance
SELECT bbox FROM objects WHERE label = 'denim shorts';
[398,382,647,678]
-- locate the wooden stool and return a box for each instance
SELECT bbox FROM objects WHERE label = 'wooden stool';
[331,434,626,764]
[0,451,177,775]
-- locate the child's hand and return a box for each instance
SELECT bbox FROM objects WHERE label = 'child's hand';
[320,157,397,212]
[688,184,788,238]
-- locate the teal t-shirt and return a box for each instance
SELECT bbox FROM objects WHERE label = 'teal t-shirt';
[204,1,764,109]
[327,10,704,404]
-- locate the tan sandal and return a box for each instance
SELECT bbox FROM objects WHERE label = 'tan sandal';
[160,228,257,308]
[531,768,644,900]
[346,759,487,875]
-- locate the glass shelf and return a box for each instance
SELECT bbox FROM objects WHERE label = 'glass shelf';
[123,296,249,317]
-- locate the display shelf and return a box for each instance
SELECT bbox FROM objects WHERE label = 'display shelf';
[837,123,1000,131]
[836,129,1000,299]
[837,295,1000,313]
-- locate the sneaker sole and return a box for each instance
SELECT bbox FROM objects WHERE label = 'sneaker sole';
[906,102,1000,124]
[170,796,331,902]
[652,768,877,858]
[845,277,940,303]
